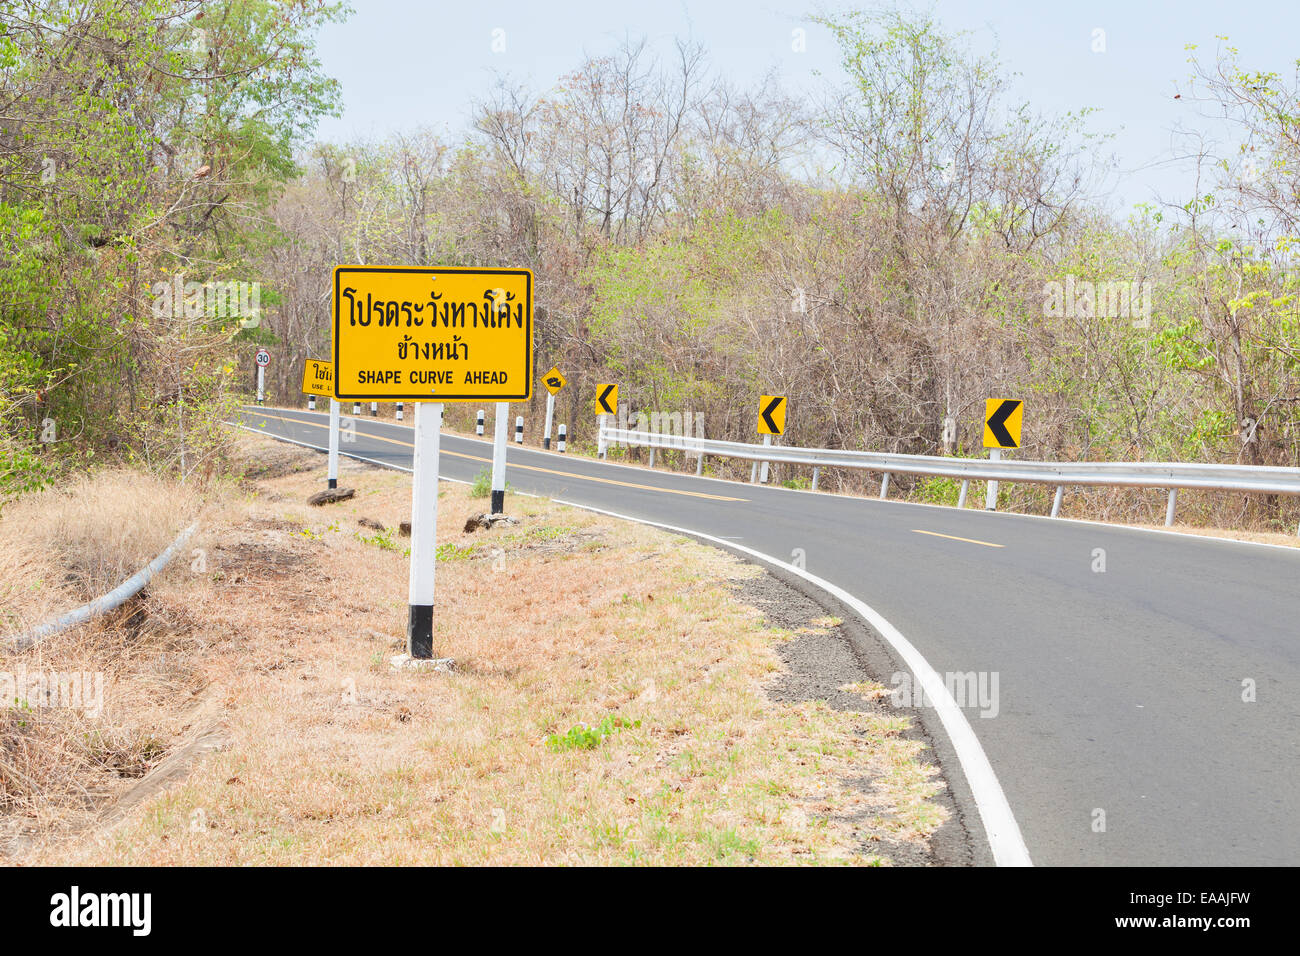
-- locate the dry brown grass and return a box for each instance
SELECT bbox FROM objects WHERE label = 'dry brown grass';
[6,435,950,865]
[0,471,208,853]
[0,470,202,634]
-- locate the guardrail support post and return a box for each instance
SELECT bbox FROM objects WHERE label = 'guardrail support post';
[648,432,656,469]
[880,472,890,499]
[759,435,772,483]
[958,479,969,509]
[1165,487,1178,527]
[811,467,819,491]
[1051,485,1064,518]
[696,452,704,476]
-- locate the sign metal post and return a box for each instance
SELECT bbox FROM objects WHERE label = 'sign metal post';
[491,402,508,514]
[332,266,532,663]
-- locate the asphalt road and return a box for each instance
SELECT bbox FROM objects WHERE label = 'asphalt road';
[236,404,1300,866]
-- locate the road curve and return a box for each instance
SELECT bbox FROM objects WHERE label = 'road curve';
[235,405,1300,866]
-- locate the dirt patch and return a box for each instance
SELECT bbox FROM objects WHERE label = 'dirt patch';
[737,572,971,866]
[236,438,321,483]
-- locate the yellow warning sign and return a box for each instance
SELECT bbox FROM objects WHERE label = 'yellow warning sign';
[332,266,532,401]
[543,366,567,395]
[596,383,618,415]
[983,399,1023,449]
[757,395,787,435]
[301,359,334,397]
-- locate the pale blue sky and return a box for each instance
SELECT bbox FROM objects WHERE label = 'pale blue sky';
[313,0,1300,214]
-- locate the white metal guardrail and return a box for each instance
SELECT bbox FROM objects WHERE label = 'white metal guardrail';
[599,426,1300,528]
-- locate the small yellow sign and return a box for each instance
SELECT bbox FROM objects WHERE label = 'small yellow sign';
[301,359,334,397]
[596,383,618,415]
[543,366,567,395]
[757,395,787,436]
[332,265,532,401]
[983,399,1023,449]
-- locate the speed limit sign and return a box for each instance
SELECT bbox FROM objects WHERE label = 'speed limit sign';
[255,348,271,367]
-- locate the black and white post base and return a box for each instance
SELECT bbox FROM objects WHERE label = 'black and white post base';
[393,402,454,672]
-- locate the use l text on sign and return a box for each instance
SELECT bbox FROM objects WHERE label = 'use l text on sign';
[301,358,334,397]
[333,266,533,402]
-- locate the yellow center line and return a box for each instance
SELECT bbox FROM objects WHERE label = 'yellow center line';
[242,410,747,503]
[912,529,1005,549]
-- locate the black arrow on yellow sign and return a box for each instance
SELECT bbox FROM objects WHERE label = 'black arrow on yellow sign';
[759,396,786,435]
[985,399,1022,448]
[597,383,618,415]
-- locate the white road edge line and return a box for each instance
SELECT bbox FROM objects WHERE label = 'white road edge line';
[235,414,1033,865]
[552,497,1035,868]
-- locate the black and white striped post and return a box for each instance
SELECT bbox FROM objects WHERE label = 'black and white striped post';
[352,402,361,415]
[370,401,378,417]
[514,415,524,444]
[491,402,508,514]
[308,394,316,411]
[396,402,404,422]
[476,409,485,437]
[406,402,444,660]
[327,397,340,490]
[557,424,566,453]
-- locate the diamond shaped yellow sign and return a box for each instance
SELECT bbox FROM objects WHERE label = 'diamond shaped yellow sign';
[542,366,567,395]
[332,266,532,402]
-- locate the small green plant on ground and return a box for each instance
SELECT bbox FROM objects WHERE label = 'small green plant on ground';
[469,468,492,498]
[469,468,512,498]
[545,715,641,752]
[358,528,398,551]
[435,542,479,561]
[913,475,961,505]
